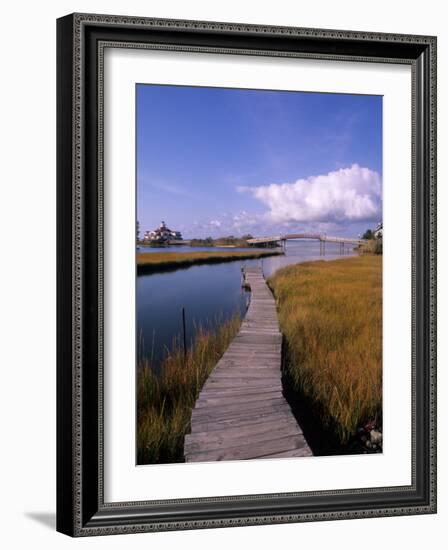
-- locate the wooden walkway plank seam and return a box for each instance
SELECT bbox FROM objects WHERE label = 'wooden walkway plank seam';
[185,266,311,461]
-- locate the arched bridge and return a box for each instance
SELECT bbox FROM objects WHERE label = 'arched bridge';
[246,233,366,254]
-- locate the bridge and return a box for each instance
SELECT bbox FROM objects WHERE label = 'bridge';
[247,232,365,255]
[184,266,311,462]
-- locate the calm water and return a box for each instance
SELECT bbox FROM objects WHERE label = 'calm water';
[137,241,356,372]
[137,245,252,253]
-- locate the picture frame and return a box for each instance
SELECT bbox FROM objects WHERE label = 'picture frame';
[56,12,437,536]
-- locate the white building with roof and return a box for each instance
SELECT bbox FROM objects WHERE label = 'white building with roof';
[143,221,182,243]
[373,222,383,239]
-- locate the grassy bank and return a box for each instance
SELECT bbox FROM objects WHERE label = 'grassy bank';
[190,236,252,247]
[137,249,282,274]
[358,238,383,255]
[137,315,241,464]
[269,255,382,451]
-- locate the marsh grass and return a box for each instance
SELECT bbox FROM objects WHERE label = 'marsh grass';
[269,256,382,450]
[137,315,241,464]
[137,250,282,273]
[358,239,383,255]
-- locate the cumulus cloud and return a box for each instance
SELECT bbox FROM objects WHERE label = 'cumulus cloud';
[237,165,382,224]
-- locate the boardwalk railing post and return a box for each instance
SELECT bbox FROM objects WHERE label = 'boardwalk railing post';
[182,307,187,361]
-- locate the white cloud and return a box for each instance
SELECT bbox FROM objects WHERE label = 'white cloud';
[231,211,262,232]
[209,219,221,228]
[237,164,382,224]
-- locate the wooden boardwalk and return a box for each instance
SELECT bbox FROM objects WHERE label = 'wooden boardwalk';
[184,266,311,462]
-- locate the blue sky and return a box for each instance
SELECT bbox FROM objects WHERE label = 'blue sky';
[137,84,382,239]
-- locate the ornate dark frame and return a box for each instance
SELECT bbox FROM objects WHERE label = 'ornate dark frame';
[56,13,437,537]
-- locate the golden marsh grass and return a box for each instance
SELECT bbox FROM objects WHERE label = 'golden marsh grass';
[137,315,241,464]
[137,249,282,273]
[269,255,382,447]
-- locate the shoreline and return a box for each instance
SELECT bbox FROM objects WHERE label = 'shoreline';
[137,315,242,464]
[137,249,283,274]
[137,253,382,462]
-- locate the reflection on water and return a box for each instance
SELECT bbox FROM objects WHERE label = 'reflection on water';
[137,245,251,254]
[137,261,249,372]
[137,241,356,372]
[245,240,355,278]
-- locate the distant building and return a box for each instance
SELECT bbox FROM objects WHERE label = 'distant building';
[373,222,383,239]
[143,221,182,243]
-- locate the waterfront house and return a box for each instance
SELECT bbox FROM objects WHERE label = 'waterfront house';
[143,221,182,243]
[373,222,383,239]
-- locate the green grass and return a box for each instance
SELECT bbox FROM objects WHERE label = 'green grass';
[137,315,241,464]
[269,256,382,447]
[137,250,282,273]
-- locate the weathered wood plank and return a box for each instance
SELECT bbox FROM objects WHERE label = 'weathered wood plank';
[185,434,308,462]
[203,379,283,389]
[205,373,281,382]
[213,363,281,371]
[196,391,282,407]
[191,404,289,423]
[190,410,298,434]
[185,425,301,454]
[199,386,282,398]
[259,446,314,459]
[192,399,287,420]
[185,267,311,461]
[187,417,301,443]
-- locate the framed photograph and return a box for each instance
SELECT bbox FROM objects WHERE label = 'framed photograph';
[57,13,437,536]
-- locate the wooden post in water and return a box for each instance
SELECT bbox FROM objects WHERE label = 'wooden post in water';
[182,307,187,361]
